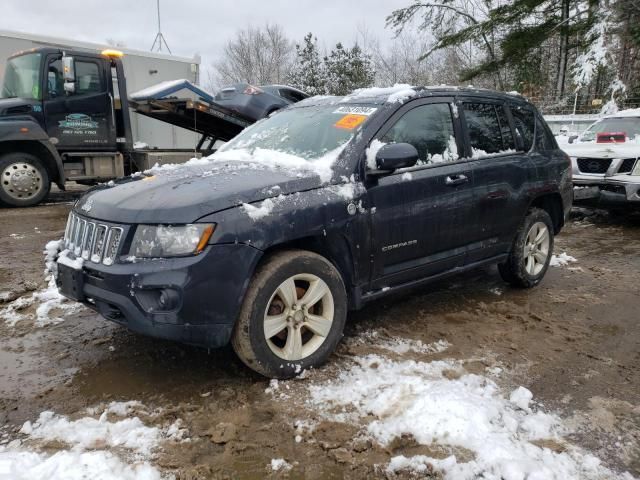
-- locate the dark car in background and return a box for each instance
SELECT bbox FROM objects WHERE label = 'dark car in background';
[54,87,571,378]
[214,83,309,121]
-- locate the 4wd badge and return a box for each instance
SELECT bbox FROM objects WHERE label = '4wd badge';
[59,113,99,133]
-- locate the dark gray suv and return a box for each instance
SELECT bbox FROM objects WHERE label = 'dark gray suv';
[55,87,572,378]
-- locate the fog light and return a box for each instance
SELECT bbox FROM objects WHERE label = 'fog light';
[158,289,180,310]
[135,288,181,313]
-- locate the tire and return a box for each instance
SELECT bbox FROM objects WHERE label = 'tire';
[0,152,50,207]
[232,250,347,379]
[498,208,554,288]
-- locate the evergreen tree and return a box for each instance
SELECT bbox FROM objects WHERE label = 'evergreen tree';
[324,43,376,95]
[287,33,327,96]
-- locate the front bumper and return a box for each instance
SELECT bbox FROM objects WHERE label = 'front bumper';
[56,243,263,348]
[573,174,640,207]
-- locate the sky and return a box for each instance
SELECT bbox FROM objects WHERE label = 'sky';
[1,0,413,81]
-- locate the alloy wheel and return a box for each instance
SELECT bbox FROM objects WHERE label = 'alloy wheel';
[523,221,550,276]
[263,273,335,361]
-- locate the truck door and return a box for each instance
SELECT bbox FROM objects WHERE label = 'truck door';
[43,54,116,151]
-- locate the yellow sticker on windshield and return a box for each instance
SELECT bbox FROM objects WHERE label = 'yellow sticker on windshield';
[334,114,367,130]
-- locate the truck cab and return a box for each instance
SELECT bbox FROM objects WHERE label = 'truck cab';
[0,47,130,206]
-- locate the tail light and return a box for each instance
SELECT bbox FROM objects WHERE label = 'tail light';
[243,85,263,95]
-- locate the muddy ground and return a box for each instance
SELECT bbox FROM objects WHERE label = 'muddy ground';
[0,193,638,479]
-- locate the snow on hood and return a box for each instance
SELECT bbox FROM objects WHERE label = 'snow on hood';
[562,142,640,159]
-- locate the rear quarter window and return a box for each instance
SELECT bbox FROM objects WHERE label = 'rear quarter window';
[535,115,557,151]
[510,105,535,152]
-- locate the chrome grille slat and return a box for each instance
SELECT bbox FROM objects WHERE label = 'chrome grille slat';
[62,213,124,265]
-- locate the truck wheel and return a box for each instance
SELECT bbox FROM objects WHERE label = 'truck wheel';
[498,208,554,288]
[232,250,347,379]
[0,153,50,207]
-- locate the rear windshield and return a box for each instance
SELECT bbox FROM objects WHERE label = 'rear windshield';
[581,117,640,142]
[218,103,378,159]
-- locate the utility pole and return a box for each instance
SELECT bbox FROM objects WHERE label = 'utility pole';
[150,0,172,54]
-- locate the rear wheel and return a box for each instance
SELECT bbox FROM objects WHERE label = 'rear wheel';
[232,250,347,378]
[0,152,50,207]
[498,208,554,288]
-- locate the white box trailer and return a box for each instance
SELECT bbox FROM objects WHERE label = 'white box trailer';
[0,29,201,150]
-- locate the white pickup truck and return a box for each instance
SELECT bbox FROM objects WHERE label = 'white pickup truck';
[563,108,640,209]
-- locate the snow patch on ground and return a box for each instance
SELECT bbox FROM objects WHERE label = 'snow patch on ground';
[550,252,578,267]
[270,458,292,472]
[306,354,633,479]
[0,401,185,480]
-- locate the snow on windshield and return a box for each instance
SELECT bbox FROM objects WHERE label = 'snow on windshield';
[211,103,377,181]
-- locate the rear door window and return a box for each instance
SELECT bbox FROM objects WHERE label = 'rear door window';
[510,105,535,152]
[462,102,513,155]
[380,103,458,164]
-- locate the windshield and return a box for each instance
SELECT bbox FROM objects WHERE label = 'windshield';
[1,53,42,100]
[581,117,640,142]
[218,103,378,159]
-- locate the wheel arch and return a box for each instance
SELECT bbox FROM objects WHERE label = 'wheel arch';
[259,233,357,306]
[0,140,65,189]
[528,192,564,234]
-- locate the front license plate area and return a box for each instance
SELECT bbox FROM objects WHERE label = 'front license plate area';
[573,186,600,200]
[56,263,85,302]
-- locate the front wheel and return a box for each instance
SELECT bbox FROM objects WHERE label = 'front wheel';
[0,152,50,207]
[232,250,347,378]
[498,208,554,288]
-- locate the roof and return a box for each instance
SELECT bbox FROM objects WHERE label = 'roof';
[0,28,199,64]
[294,85,530,108]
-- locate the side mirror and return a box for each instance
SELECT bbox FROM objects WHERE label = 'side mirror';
[375,143,419,171]
[62,56,75,93]
[568,135,578,144]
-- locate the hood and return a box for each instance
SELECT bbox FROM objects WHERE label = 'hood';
[75,160,324,224]
[562,142,640,159]
[0,98,36,116]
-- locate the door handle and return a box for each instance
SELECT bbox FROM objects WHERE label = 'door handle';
[445,174,469,186]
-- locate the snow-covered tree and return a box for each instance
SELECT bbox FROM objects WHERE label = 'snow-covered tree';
[324,43,375,95]
[287,33,327,96]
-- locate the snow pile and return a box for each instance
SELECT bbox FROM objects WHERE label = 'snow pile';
[1,240,83,327]
[306,355,632,479]
[20,411,161,455]
[550,252,578,267]
[0,402,184,480]
[0,449,162,480]
[270,458,292,472]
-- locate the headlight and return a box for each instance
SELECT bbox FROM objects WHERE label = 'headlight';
[130,224,215,258]
[632,159,640,176]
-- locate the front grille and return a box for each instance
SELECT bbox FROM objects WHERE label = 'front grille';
[577,158,612,174]
[63,213,123,265]
[618,158,637,174]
